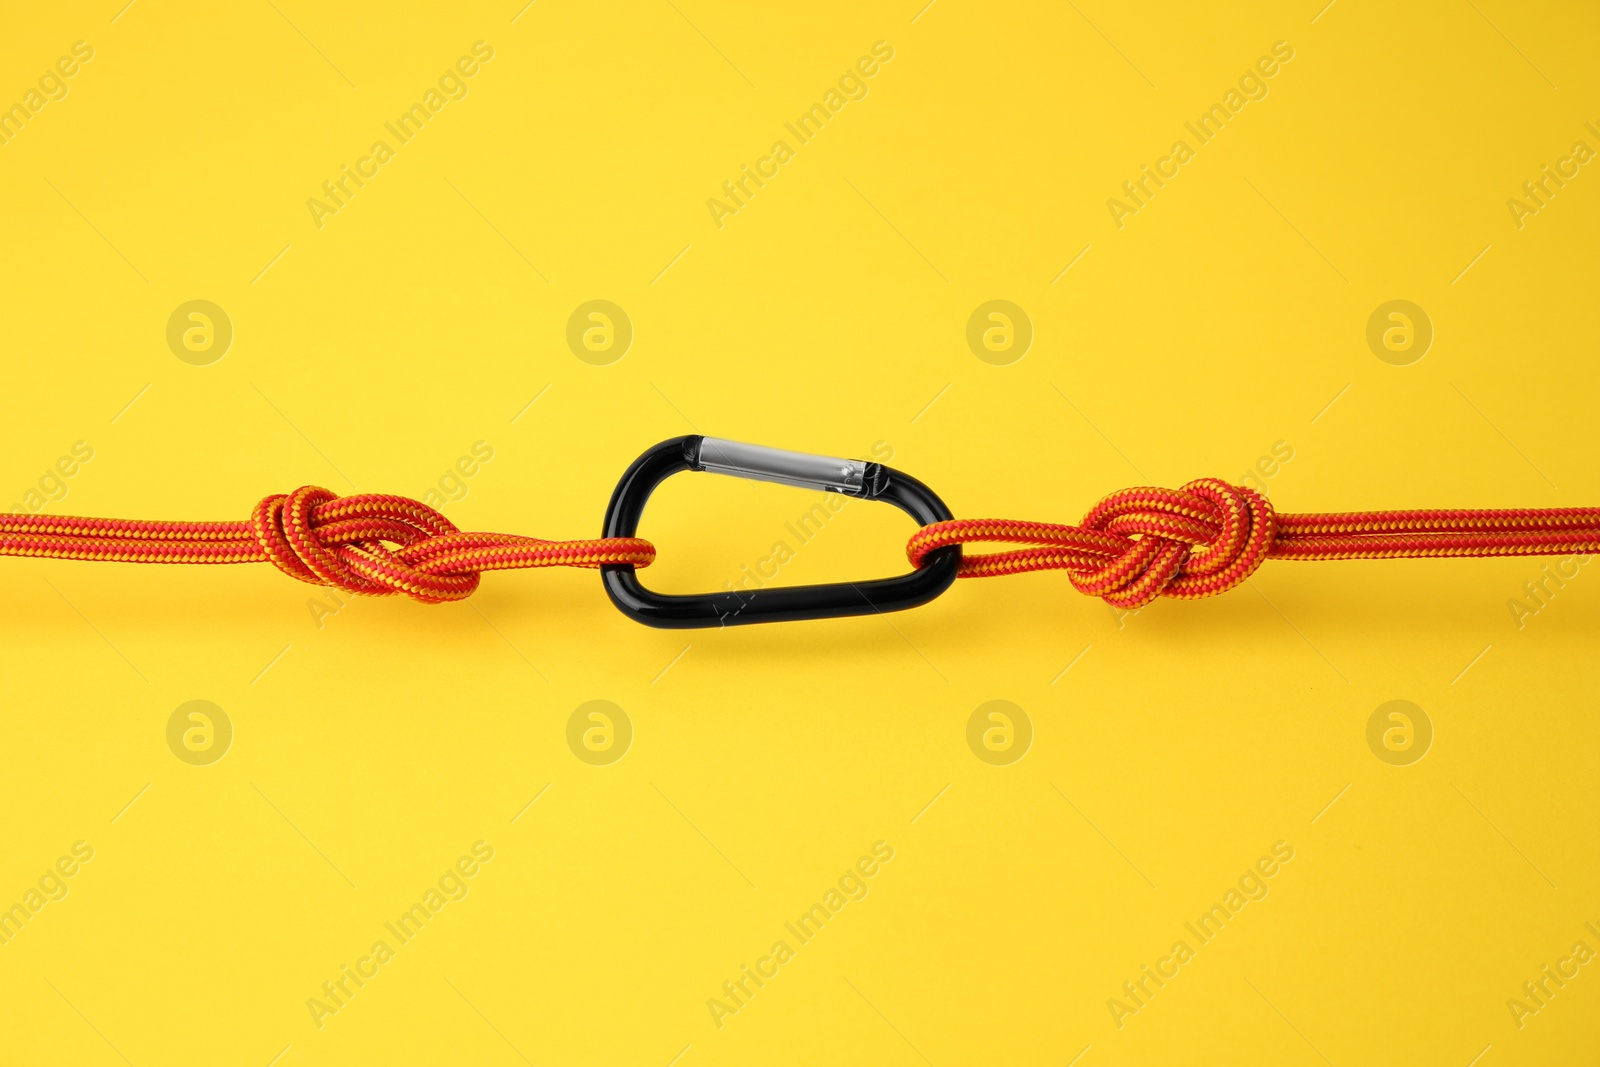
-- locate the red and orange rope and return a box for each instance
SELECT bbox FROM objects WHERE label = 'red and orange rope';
[908,479,1600,608]
[3,479,1597,609]
[0,485,653,603]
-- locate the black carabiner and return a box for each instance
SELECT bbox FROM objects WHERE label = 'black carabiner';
[601,436,961,628]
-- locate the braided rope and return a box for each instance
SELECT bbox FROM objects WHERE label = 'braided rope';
[0,486,654,603]
[5,479,1597,611]
[907,480,1600,609]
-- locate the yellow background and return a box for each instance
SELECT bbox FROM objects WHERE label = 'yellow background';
[2,1,1597,1063]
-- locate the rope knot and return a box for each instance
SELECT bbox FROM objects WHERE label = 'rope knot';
[904,479,1278,609]
[251,486,481,601]
[250,486,655,603]
[1073,479,1276,608]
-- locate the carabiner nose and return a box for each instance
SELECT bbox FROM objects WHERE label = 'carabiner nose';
[600,436,960,628]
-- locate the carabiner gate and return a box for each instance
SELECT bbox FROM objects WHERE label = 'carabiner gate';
[601,436,961,627]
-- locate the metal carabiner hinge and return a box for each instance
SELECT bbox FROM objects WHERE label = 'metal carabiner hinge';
[601,436,961,628]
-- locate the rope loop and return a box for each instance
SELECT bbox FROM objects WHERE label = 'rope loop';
[1073,479,1276,607]
[245,486,657,603]
[250,487,476,601]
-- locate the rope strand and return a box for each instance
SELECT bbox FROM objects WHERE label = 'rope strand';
[907,481,1600,609]
[4,479,1596,610]
[0,486,654,603]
